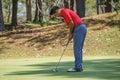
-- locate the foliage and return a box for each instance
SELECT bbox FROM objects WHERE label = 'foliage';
[2,0,11,23]
[1,0,120,29]
[86,0,97,16]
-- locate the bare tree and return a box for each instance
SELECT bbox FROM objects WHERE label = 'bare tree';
[33,0,39,22]
[76,0,86,18]
[64,0,69,8]
[11,0,18,30]
[96,0,106,14]
[70,0,74,10]
[26,0,32,21]
[105,0,112,12]
[38,0,43,26]
[0,0,5,31]
[33,0,43,26]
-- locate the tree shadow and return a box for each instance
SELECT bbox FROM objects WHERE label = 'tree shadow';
[0,24,68,50]
[5,58,120,80]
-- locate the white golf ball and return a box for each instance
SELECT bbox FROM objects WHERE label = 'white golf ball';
[52,69,57,72]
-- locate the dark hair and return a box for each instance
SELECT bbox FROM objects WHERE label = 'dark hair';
[50,6,60,15]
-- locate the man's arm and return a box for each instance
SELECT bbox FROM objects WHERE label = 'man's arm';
[66,21,74,46]
[69,21,74,35]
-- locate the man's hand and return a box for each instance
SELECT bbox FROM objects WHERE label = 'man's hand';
[66,34,72,46]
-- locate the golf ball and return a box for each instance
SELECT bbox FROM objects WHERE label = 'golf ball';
[52,69,57,72]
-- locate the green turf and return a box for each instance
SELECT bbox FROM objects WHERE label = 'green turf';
[0,56,120,80]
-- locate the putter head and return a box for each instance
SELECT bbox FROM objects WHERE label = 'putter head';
[52,69,58,72]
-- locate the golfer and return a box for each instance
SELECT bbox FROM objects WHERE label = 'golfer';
[50,6,87,72]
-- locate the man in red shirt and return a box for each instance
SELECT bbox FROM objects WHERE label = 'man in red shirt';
[50,6,87,72]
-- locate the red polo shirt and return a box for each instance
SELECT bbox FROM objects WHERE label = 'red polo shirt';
[60,8,84,27]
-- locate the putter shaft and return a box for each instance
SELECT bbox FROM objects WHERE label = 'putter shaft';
[55,46,67,70]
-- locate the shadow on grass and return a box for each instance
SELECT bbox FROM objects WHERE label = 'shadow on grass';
[5,58,120,80]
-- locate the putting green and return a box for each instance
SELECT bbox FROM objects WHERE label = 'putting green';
[0,56,120,80]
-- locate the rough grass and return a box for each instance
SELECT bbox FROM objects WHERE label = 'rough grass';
[84,26,120,56]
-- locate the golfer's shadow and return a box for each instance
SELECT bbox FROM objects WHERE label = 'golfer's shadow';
[5,62,72,75]
[5,59,120,80]
[6,69,54,75]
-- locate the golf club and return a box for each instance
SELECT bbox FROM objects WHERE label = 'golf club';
[52,39,70,72]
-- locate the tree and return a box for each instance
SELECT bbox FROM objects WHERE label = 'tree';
[105,0,112,12]
[33,0,43,26]
[0,0,5,31]
[7,0,11,23]
[112,0,120,14]
[64,0,69,8]
[96,0,112,14]
[26,0,32,21]
[76,0,86,18]
[11,0,18,30]
[70,0,74,10]
[33,0,39,22]
[38,0,43,26]
[2,0,11,23]
[96,0,105,14]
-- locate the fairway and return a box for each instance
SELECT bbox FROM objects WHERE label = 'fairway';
[0,56,120,80]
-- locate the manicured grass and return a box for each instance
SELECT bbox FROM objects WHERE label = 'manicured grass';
[0,56,120,80]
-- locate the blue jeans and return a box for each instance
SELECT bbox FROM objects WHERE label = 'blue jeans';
[73,24,87,70]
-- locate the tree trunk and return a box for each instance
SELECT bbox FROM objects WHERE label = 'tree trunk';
[0,0,5,31]
[38,0,43,26]
[7,2,11,23]
[26,0,32,21]
[96,0,100,14]
[33,0,43,26]
[33,0,39,22]
[64,0,69,8]
[11,0,18,30]
[76,0,85,18]
[96,0,106,14]
[105,0,112,12]
[70,0,74,10]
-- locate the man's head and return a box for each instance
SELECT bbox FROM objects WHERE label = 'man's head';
[50,6,60,16]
